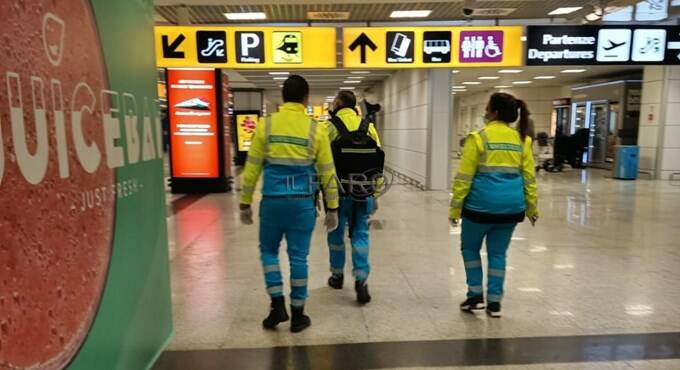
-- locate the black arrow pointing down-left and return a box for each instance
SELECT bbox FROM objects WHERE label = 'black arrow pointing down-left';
[162,34,186,58]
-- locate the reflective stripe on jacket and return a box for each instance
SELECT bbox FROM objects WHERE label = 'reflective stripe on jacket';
[241,102,339,209]
[449,121,538,220]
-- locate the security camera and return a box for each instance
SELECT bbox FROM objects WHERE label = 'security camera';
[462,0,476,17]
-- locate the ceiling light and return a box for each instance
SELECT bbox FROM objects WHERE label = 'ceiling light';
[279,85,283,88]
[585,12,600,21]
[534,75,556,79]
[224,12,267,20]
[499,69,523,74]
[561,69,586,73]
[268,71,289,75]
[339,86,355,90]
[389,10,432,18]
[462,81,481,85]
[494,85,510,88]
[343,80,361,84]
[520,36,527,42]
[548,7,583,15]
[347,76,364,79]
[451,92,457,95]
[451,70,460,74]
[512,81,532,85]
[350,71,370,74]
[478,76,500,80]
[273,77,287,80]
[451,85,467,89]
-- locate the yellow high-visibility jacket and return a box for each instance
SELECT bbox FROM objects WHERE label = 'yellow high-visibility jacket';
[450,120,538,221]
[241,102,339,210]
[326,108,382,146]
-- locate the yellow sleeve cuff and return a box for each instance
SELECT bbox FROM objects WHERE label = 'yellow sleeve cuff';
[449,208,462,220]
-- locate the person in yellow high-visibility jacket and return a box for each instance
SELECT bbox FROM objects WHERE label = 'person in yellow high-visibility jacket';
[240,75,340,333]
[324,91,382,304]
[449,92,539,318]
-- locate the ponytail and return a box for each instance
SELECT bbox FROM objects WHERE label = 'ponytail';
[517,99,531,141]
[488,93,533,140]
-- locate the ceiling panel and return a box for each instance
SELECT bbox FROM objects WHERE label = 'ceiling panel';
[155,1,604,24]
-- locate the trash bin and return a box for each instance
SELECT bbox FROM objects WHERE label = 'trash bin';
[613,145,639,180]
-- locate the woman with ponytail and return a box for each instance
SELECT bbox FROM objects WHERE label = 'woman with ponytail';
[449,92,539,318]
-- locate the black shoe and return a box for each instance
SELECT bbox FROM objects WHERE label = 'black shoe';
[460,296,485,312]
[262,297,289,329]
[486,302,502,318]
[328,274,344,289]
[355,280,371,304]
[290,306,311,333]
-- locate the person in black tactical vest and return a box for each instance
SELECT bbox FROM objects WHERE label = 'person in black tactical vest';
[324,90,385,304]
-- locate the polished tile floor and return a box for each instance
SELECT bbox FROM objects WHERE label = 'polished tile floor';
[157,169,680,369]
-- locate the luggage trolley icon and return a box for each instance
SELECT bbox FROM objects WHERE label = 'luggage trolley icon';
[277,34,299,55]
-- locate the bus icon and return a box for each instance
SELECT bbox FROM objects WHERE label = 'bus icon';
[424,39,450,55]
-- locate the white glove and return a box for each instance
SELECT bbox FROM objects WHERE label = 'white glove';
[240,206,253,225]
[325,210,339,232]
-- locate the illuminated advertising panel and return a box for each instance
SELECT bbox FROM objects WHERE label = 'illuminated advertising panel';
[167,68,219,178]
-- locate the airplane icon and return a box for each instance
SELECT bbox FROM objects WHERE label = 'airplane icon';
[603,40,626,51]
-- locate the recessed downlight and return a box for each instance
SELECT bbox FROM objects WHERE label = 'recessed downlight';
[512,81,533,85]
[499,69,523,74]
[534,75,557,79]
[462,81,481,85]
[561,69,586,73]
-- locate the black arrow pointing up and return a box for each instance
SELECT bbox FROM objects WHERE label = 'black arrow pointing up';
[162,34,186,58]
[349,33,377,64]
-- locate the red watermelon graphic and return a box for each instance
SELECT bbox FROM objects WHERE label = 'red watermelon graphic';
[0,1,115,369]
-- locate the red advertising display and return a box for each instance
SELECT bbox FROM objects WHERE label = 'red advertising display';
[167,68,219,178]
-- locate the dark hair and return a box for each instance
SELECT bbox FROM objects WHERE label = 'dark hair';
[487,92,531,140]
[282,75,309,103]
[335,90,357,109]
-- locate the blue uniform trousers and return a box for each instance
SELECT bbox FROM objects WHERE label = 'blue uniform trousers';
[327,197,373,281]
[259,198,316,308]
[461,218,517,303]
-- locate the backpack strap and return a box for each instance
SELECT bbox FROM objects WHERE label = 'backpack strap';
[330,115,350,136]
[357,118,370,134]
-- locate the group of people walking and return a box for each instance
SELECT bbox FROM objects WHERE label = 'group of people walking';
[239,75,538,332]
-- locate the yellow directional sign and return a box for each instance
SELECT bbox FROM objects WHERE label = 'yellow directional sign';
[154,26,336,69]
[343,27,523,68]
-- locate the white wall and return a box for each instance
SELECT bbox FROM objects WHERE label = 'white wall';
[378,69,431,186]
[638,66,680,179]
[453,86,566,146]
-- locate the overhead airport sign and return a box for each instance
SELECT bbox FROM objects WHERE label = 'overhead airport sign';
[526,25,680,65]
[155,26,336,68]
[343,26,523,68]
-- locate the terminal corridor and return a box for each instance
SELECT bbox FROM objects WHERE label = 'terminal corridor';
[155,170,680,369]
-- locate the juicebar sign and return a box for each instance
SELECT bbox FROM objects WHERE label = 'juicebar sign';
[155,26,336,69]
[1,0,172,370]
[526,25,680,65]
